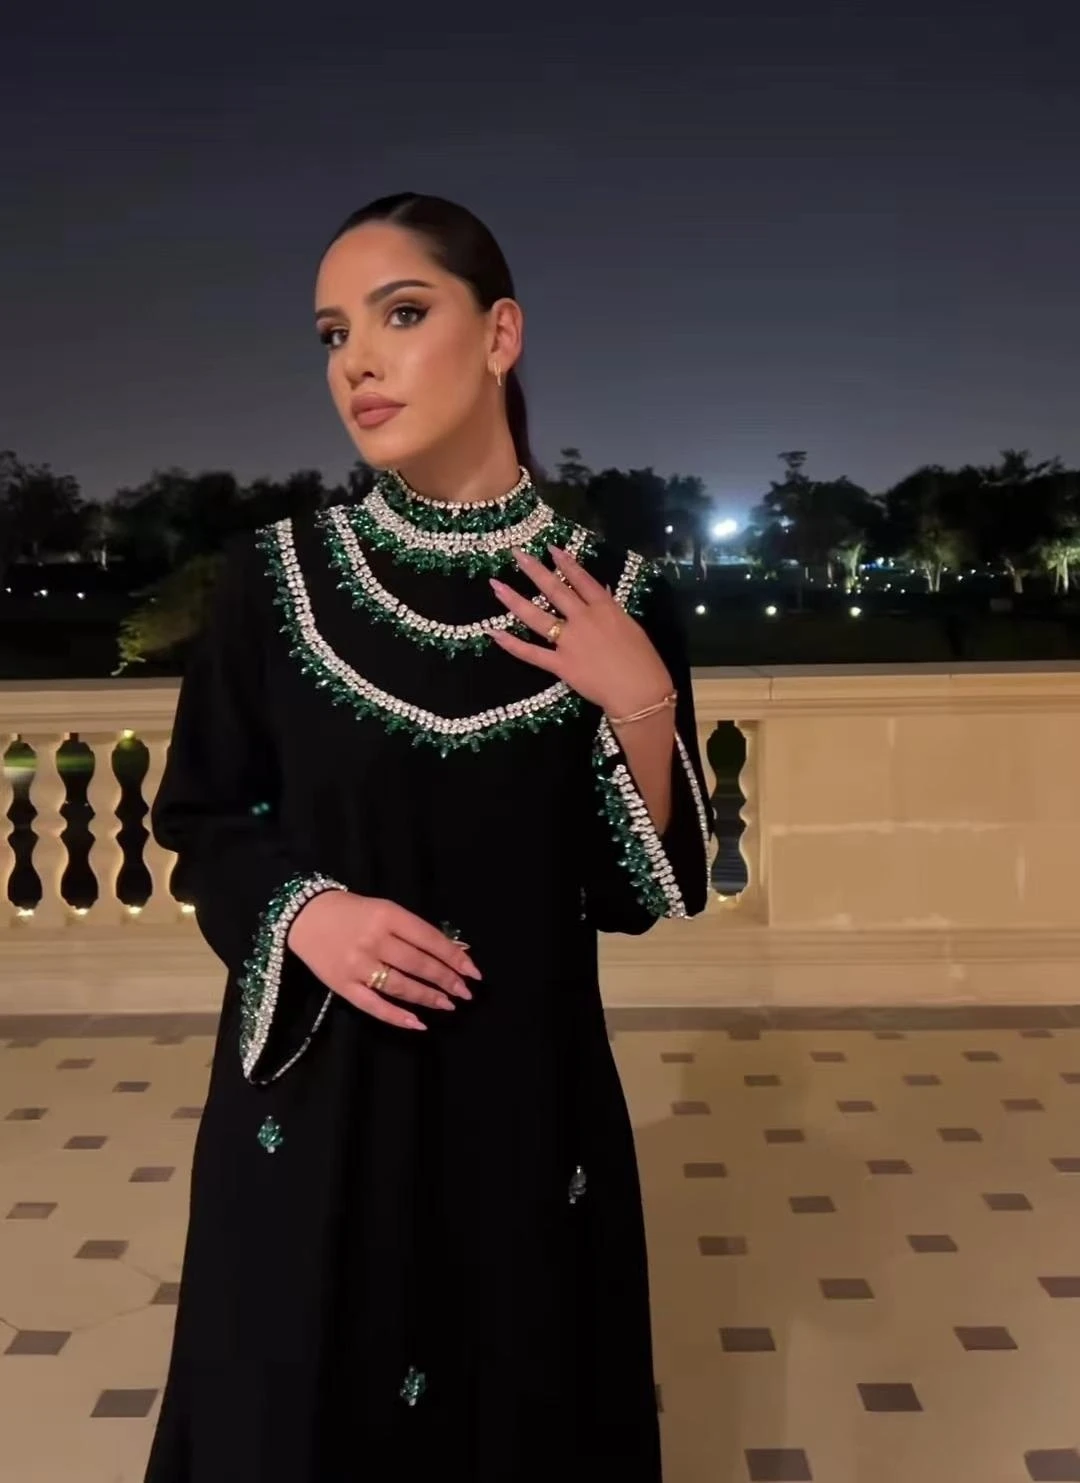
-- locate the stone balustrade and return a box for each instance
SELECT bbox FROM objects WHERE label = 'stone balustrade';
[5,666,1080,1013]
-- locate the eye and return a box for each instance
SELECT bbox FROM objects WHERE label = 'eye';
[318,325,347,350]
[388,302,428,329]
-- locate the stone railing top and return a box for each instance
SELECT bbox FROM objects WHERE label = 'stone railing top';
[4,662,1080,733]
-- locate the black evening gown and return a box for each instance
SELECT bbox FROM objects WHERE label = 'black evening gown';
[144,470,713,1483]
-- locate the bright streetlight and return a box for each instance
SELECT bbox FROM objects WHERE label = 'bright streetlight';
[711,518,738,541]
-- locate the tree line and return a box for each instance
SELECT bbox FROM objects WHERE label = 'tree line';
[2,443,1078,668]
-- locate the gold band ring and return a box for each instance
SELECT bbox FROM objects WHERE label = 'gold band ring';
[546,619,565,644]
[367,963,390,992]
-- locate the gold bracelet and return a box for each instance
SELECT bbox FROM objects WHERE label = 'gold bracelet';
[607,690,678,729]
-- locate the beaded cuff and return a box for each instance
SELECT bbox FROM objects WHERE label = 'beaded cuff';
[238,873,347,1084]
[591,719,710,922]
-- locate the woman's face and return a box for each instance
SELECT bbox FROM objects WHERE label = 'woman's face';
[315,221,518,469]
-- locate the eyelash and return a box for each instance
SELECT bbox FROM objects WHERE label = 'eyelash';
[318,302,428,350]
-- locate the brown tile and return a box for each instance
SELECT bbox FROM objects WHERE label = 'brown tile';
[790,1195,836,1214]
[964,1049,1002,1063]
[1004,1098,1045,1112]
[7,1202,57,1221]
[114,1081,150,1093]
[810,1050,846,1063]
[745,1074,782,1087]
[5,1329,71,1356]
[746,1449,813,1482]
[6,1107,47,1121]
[867,1159,912,1175]
[939,1127,983,1143]
[955,1325,1017,1350]
[1050,1158,1080,1173]
[76,1240,129,1260]
[172,1106,204,1120]
[684,1162,727,1178]
[1039,1277,1080,1298]
[1026,1451,1080,1481]
[91,1389,158,1419]
[699,1235,748,1256]
[904,1074,941,1087]
[57,1057,94,1070]
[984,1192,1033,1211]
[838,1100,876,1113]
[660,1051,694,1064]
[908,1233,959,1253]
[65,1135,107,1150]
[721,1327,776,1352]
[1021,1028,1054,1039]
[152,1282,181,1306]
[1062,1073,1080,1085]
[858,1382,922,1413]
[765,1128,805,1144]
[820,1278,874,1300]
[130,1167,175,1183]
[672,1101,710,1116]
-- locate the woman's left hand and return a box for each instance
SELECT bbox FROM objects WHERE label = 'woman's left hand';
[488,545,673,716]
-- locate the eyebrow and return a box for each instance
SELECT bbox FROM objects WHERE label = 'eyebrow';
[314,279,436,319]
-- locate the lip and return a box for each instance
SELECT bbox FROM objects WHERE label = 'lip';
[350,393,405,430]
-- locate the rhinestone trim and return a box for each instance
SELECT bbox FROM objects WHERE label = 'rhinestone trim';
[568,1164,587,1205]
[360,486,555,562]
[257,1116,284,1153]
[385,464,532,514]
[238,872,347,1083]
[399,1365,427,1407]
[593,719,688,919]
[320,505,595,655]
[261,519,582,754]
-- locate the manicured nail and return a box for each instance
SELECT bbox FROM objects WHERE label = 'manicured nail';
[453,984,473,1001]
[462,960,483,980]
[490,578,506,591]
[407,1018,427,1031]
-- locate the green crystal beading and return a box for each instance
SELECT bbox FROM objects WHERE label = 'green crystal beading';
[257,1116,284,1153]
[344,498,585,576]
[238,871,345,1083]
[377,467,537,534]
[258,521,585,756]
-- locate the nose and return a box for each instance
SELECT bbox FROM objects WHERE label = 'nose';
[341,326,382,387]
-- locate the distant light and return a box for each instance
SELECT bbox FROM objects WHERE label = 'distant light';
[849,605,863,618]
[956,575,963,582]
[73,906,89,916]
[37,589,48,598]
[765,604,779,618]
[694,604,707,616]
[76,591,85,600]
[121,729,135,740]
[127,904,143,916]
[180,903,197,917]
[664,524,674,535]
[16,907,34,918]
[711,518,738,540]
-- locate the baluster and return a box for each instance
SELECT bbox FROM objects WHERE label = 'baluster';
[84,731,126,925]
[0,733,16,928]
[140,734,178,922]
[734,719,764,917]
[22,733,69,928]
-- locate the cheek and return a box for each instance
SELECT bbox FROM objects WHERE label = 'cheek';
[401,323,483,416]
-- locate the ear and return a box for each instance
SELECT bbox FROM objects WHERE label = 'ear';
[488,298,524,375]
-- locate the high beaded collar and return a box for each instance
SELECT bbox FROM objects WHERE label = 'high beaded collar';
[374,466,539,535]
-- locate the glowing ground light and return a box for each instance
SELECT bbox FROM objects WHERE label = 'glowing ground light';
[849,606,863,618]
[765,605,779,617]
[695,604,707,616]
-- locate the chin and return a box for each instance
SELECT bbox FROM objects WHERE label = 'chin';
[348,420,442,473]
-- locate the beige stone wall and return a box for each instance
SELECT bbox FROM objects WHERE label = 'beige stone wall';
[4,666,1080,1012]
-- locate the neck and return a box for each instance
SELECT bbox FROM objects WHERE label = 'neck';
[393,425,523,505]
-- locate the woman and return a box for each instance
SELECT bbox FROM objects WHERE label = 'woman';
[146,192,713,1483]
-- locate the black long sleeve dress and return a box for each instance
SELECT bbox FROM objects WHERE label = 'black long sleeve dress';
[144,469,713,1483]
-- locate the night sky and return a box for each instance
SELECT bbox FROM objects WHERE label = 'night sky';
[3,2,1078,519]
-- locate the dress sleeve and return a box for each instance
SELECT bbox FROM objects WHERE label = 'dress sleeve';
[151,532,347,1084]
[583,569,714,935]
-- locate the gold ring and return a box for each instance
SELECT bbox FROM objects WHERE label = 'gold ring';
[367,963,389,992]
[546,619,564,644]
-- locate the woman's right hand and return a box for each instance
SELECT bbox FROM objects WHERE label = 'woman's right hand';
[286,890,481,1031]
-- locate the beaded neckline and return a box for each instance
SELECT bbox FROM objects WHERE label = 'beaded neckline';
[375,467,538,535]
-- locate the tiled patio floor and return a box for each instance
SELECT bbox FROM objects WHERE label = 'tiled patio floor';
[3,1010,1080,1481]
